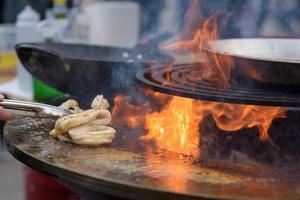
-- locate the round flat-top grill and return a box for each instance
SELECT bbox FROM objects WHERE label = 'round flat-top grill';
[4,117,300,200]
[136,64,300,107]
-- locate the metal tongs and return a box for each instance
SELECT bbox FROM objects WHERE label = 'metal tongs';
[0,99,71,118]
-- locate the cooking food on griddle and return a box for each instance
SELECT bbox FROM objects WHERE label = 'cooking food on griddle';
[50,95,116,145]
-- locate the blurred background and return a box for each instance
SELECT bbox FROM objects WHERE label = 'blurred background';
[0,0,300,199]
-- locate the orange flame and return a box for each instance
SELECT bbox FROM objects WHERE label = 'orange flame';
[112,95,151,129]
[209,104,286,142]
[140,97,202,157]
[112,94,286,157]
[163,12,233,88]
[112,12,287,157]
[164,13,220,52]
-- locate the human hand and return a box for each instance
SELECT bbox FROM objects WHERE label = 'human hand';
[0,94,13,121]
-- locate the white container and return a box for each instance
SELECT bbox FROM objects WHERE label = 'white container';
[16,6,43,97]
[84,1,140,48]
[0,24,16,51]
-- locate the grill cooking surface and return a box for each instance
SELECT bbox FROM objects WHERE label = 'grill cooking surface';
[136,64,300,107]
[4,117,300,200]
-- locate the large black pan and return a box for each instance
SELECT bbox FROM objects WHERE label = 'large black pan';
[15,42,169,107]
[202,38,300,86]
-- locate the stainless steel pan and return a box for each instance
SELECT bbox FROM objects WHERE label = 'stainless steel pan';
[202,38,300,86]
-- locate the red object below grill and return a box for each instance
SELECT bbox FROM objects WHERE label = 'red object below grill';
[23,167,78,200]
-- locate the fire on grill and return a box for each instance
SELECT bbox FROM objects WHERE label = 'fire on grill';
[4,3,300,200]
[111,13,292,165]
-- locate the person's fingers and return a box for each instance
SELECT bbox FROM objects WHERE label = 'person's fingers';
[0,94,4,101]
[0,106,13,121]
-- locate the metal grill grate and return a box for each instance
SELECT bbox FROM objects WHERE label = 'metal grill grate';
[136,64,300,107]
